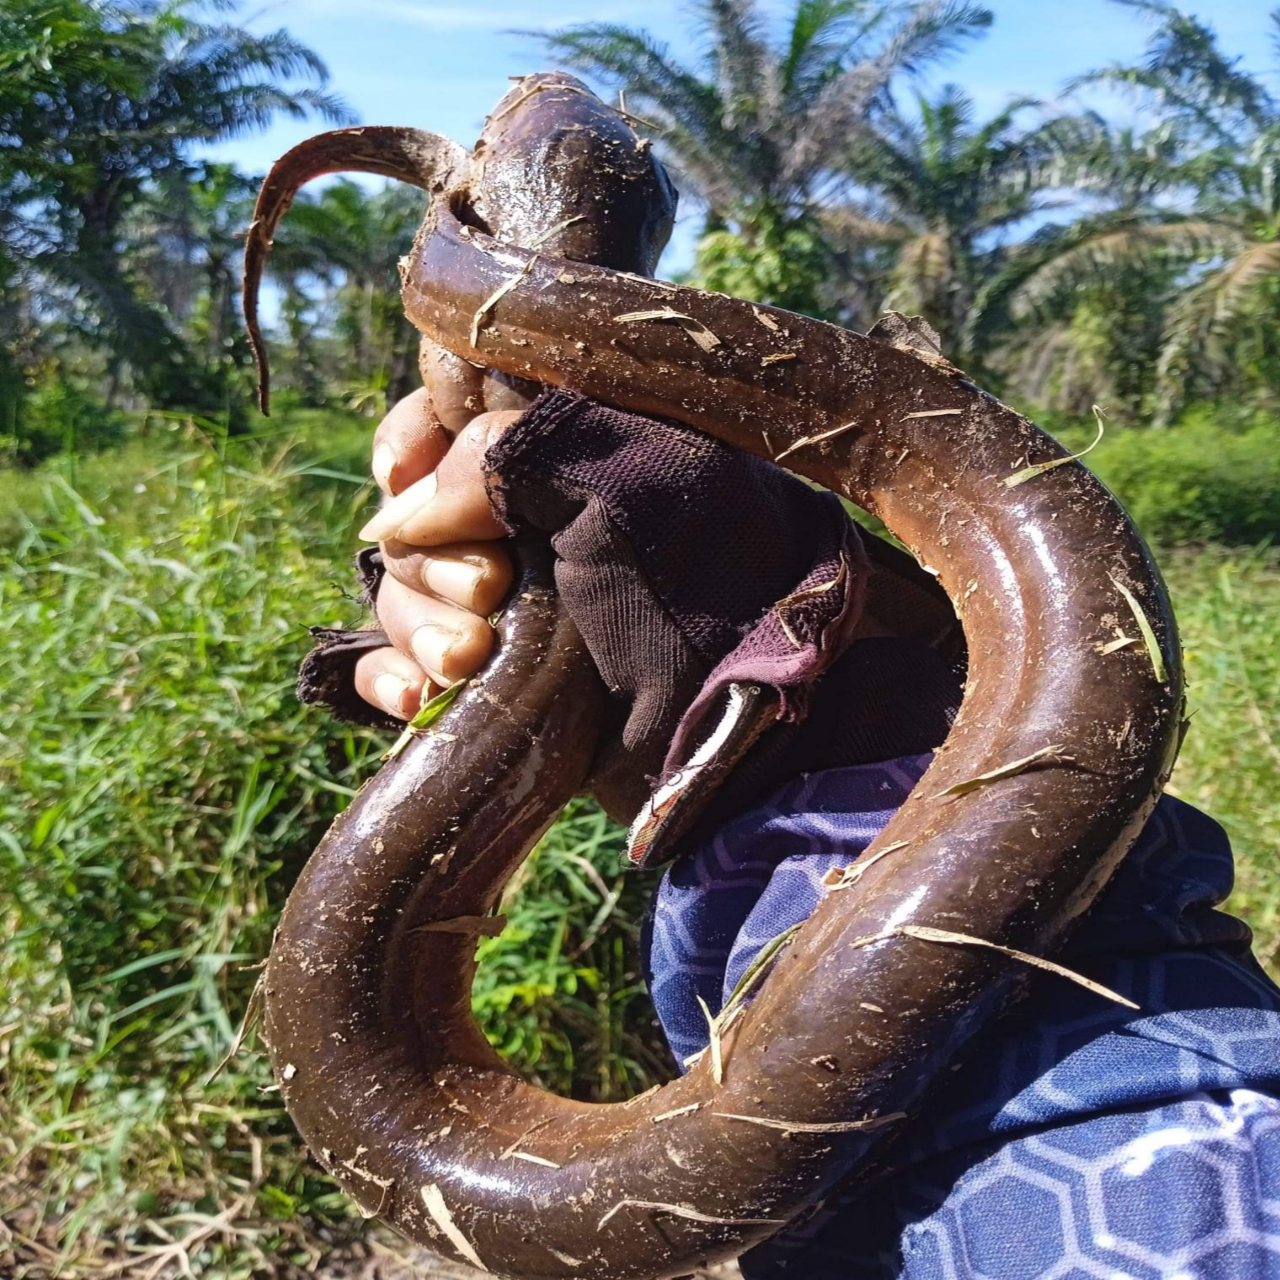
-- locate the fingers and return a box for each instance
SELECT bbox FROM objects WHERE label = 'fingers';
[417,338,538,429]
[371,387,451,496]
[381,539,514,615]
[420,340,481,434]
[354,646,435,721]
[358,411,520,547]
[355,398,519,721]
[375,572,495,687]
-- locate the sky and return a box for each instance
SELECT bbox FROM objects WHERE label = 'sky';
[204,0,1278,275]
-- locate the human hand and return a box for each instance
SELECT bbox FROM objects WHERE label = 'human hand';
[350,388,522,721]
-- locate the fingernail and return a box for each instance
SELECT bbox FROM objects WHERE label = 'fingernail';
[423,557,486,610]
[358,471,437,542]
[372,443,397,494]
[411,623,460,684]
[373,672,413,718]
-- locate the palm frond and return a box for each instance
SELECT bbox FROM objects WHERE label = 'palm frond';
[1070,2,1273,144]
[962,212,1240,357]
[967,94,1041,151]
[844,111,925,210]
[528,23,720,130]
[1005,217,1240,323]
[693,0,773,124]
[791,0,991,180]
[1157,237,1280,414]
[1040,118,1188,205]
[818,205,908,243]
[1152,239,1280,421]
[873,0,994,81]
[1068,65,1247,149]
[1203,236,1280,322]
[780,0,882,97]
[1136,4,1273,126]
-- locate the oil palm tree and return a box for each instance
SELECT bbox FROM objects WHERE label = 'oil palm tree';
[267,180,428,411]
[961,120,1211,414]
[531,0,994,316]
[127,162,261,365]
[2,0,351,411]
[1151,133,1280,420]
[1071,0,1273,146]
[972,2,1280,420]
[835,85,1097,357]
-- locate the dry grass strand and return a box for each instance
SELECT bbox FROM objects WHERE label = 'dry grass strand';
[774,419,860,462]
[470,255,539,347]
[420,1184,487,1272]
[934,744,1066,798]
[612,308,721,352]
[696,995,723,1085]
[598,1200,784,1232]
[711,1111,907,1134]
[897,925,1140,1009]
[1004,406,1106,488]
[1110,575,1169,683]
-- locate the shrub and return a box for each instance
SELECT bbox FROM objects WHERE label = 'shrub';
[0,375,127,467]
[1051,407,1280,546]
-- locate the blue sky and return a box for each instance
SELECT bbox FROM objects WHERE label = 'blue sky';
[206,0,1277,274]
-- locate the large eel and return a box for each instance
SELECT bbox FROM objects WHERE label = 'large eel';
[242,75,1183,1280]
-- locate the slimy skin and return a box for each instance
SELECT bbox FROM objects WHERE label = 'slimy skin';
[244,76,1182,1280]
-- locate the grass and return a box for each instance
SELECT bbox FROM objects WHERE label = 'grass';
[1163,546,1280,971]
[0,423,665,1278]
[0,416,1277,1277]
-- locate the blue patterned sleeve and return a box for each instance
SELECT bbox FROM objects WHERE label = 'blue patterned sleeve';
[643,760,1280,1278]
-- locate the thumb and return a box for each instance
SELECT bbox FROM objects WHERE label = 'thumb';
[359,411,521,547]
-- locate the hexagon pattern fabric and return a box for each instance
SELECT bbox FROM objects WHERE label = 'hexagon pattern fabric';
[644,756,1280,1278]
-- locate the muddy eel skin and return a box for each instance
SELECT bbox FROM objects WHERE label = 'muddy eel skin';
[242,74,1182,1280]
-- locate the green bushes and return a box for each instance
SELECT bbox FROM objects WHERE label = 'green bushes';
[1,374,128,467]
[692,216,836,319]
[1050,407,1280,546]
[2,435,372,1261]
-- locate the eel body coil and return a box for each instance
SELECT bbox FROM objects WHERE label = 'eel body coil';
[243,74,1182,1280]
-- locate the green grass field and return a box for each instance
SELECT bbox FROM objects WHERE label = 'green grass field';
[2,419,1277,1277]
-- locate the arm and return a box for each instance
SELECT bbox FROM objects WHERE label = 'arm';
[675,773,1280,1280]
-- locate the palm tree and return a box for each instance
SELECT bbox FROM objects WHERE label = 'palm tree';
[1072,0,1273,146]
[960,121,1206,414]
[127,163,261,365]
[266,180,428,411]
[836,85,1096,357]
[531,0,994,316]
[1,0,351,412]
[974,2,1280,420]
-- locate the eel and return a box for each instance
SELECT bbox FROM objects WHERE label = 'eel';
[242,74,1183,1280]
